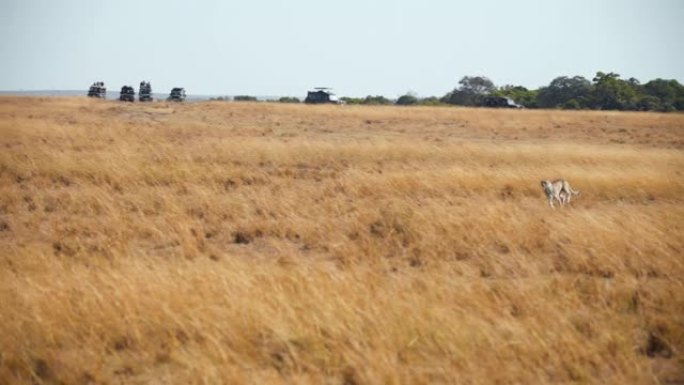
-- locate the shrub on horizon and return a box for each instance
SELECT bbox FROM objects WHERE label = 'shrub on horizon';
[278,96,300,103]
[234,95,258,102]
[396,94,419,106]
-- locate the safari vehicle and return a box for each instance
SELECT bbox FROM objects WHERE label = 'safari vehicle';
[138,81,153,102]
[483,96,523,108]
[119,86,135,102]
[87,82,106,99]
[304,87,341,104]
[167,87,186,102]
[118,86,135,102]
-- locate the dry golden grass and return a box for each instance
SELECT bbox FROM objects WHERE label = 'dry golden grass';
[1,97,683,384]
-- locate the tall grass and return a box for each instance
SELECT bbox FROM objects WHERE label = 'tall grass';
[1,97,683,384]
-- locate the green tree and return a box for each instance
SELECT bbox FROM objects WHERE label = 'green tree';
[396,94,418,106]
[642,79,684,111]
[537,76,591,108]
[443,76,496,106]
[636,95,662,111]
[589,72,638,110]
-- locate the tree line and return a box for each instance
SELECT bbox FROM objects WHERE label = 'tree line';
[212,71,684,112]
[401,72,684,111]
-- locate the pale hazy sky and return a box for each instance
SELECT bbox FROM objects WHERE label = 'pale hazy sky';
[1,0,682,97]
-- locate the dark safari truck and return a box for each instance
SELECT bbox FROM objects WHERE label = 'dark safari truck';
[87,82,106,99]
[483,96,523,108]
[139,81,153,102]
[119,86,135,102]
[167,87,186,102]
[304,87,341,104]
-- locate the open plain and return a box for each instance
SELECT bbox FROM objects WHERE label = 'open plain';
[0,97,683,384]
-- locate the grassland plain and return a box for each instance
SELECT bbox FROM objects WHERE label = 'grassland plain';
[0,97,683,384]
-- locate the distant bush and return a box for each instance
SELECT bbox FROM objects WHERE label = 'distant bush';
[417,96,443,106]
[341,97,364,105]
[659,102,676,112]
[561,99,581,110]
[363,95,392,105]
[234,95,258,102]
[635,95,661,111]
[210,96,231,101]
[278,96,300,103]
[344,95,443,107]
[396,94,418,106]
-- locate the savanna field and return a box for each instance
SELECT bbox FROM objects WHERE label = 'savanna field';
[0,97,683,384]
